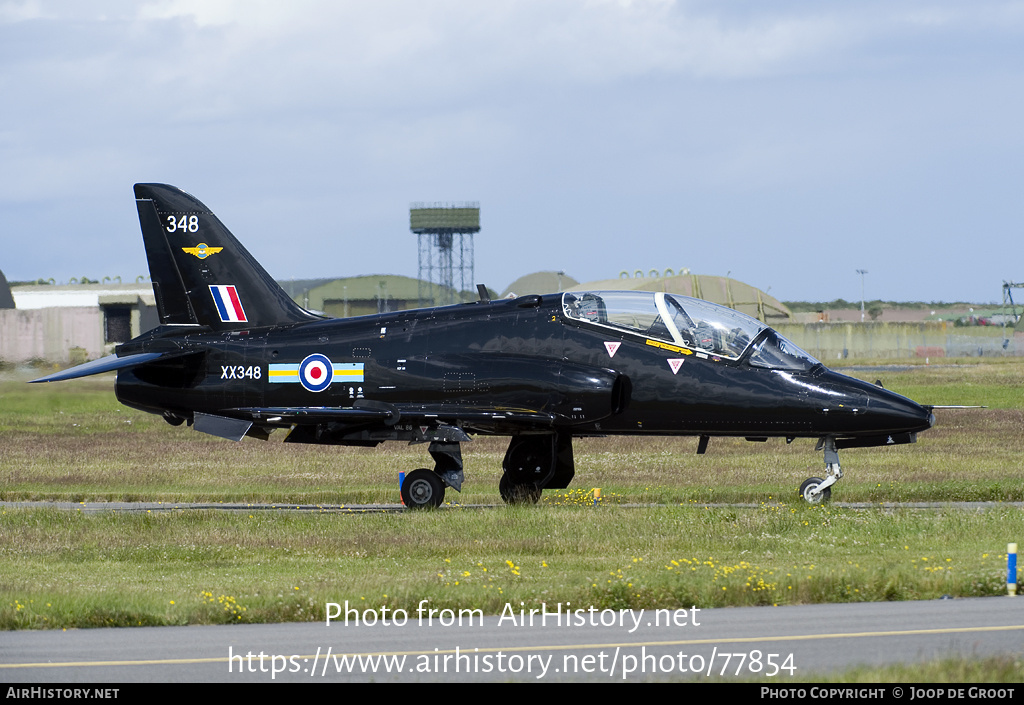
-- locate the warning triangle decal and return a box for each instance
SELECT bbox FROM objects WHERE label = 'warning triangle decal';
[604,342,621,358]
[667,358,685,374]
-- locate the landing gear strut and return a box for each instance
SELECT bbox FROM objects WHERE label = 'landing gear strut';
[801,437,842,504]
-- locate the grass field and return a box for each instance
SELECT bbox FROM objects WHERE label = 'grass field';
[1,360,1023,656]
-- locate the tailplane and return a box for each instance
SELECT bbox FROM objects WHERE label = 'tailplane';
[134,183,321,330]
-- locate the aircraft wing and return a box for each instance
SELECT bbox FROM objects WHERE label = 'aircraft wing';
[233,403,558,428]
[229,402,562,446]
[395,407,559,427]
[235,405,401,425]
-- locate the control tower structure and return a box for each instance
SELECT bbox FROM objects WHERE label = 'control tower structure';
[410,202,479,307]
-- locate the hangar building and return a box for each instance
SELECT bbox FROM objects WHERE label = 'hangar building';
[511,270,791,323]
[3,281,158,363]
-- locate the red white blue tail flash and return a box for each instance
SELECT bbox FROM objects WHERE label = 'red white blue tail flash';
[209,285,247,323]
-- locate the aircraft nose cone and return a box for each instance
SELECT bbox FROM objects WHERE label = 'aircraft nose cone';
[868,387,934,434]
[815,370,933,435]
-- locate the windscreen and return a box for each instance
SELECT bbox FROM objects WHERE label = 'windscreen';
[746,331,820,371]
[562,291,766,360]
[562,291,819,370]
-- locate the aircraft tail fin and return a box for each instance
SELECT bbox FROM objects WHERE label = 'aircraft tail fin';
[133,183,321,330]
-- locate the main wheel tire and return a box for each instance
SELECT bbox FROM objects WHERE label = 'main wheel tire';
[402,468,445,509]
[503,436,552,485]
[799,477,831,505]
[499,473,542,505]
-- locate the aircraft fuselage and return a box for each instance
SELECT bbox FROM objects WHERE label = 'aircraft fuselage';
[114,293,932,445]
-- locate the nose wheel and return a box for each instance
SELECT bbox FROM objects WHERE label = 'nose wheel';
[801,437,842,504]
[799,477,831,504]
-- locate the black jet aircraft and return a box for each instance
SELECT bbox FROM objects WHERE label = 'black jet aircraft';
[32,183,936,508]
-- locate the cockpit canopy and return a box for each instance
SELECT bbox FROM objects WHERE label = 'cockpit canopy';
[562,290,819,372]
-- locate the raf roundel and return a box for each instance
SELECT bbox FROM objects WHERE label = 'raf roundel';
[298,353,333,392]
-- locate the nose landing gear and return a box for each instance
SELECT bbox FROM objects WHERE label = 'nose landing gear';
[800,437,842,504]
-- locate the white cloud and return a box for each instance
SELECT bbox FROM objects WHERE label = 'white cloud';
[99,2,862,99]
[0,0,47,23]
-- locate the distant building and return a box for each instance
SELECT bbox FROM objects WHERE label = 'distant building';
[281,275,471,317]
[500,271,580,299]
[566,271,790,323]
[3,282,157,363]
[501,270,788,322]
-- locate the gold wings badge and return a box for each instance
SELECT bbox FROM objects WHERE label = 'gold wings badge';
[182,243,223,259]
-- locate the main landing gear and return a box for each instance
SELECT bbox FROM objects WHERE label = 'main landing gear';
[498,472,542,505]
[400,441,464,509]
[401,433,576,509]
[498,436,549,505]
[401,468,446,508]
[800,437,843,504]
[499,433,575,506]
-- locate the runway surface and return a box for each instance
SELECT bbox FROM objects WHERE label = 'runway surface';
[2,597,1022,682]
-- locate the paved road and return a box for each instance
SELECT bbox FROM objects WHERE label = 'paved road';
[2,597,1022,682]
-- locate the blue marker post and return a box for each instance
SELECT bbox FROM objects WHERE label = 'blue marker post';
[1009,543,1018,597]
[399,472,405,506]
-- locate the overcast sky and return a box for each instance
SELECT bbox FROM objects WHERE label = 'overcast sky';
[2,1,1022,303]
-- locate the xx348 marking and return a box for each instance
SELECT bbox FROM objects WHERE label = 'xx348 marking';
[221,365,261,380]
